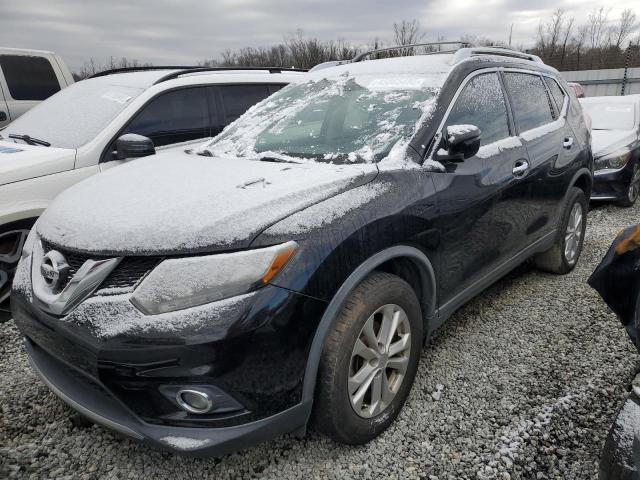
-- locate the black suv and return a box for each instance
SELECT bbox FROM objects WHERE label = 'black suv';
[11,44,593,456]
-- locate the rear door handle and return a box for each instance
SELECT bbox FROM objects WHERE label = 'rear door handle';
[563,137,574,149]
[512,159,529,177]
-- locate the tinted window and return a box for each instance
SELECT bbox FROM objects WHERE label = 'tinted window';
[444,73,510,145]
[220,85,272,124]
[0,55,60,101]
[125,87,209,147]
[504,73,554,132]
[545,78,566,117]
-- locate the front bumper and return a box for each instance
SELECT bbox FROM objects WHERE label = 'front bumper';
[591,164,633,201]
[12,261,327,455]
[25,337,311,456]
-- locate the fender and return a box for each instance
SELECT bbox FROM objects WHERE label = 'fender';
[300,245,437,416]
[567,167,593,199]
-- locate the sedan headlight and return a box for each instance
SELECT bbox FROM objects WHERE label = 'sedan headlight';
[131,241,298,315]
[594,149,632,171]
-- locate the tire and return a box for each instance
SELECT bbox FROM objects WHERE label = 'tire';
[314,271,423,444]
[0,219,35,307]
[617,162,640,208]
[534,187,587,274]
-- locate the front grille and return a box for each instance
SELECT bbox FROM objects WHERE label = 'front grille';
[40,240,161,296]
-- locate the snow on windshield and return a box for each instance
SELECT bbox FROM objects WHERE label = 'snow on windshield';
[582,102,636,130]
[1,81,144,149]
[199,71,441,165]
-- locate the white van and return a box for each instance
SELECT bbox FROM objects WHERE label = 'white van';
[0,48,74,127]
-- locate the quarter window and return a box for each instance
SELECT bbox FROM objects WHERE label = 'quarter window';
[0,55,60,101]
[504,73,554,132]
[545,78,566,117]
[125,87,210,148]
[220,84,274,124]
[444,73,510,146]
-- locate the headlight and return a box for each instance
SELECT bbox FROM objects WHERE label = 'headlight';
[594,149,632,170]
[131,241,298,315]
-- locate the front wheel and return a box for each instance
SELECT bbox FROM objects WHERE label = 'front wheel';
[618,162,640,208]
[313,272,423,444]
[0,220,35,308]
[534,187,587,274]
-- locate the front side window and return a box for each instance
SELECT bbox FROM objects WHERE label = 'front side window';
[504,73,554,132]
[0,55,60,101]
[203,73,441,164]
[444,72,510,146]
[125,87,209,147]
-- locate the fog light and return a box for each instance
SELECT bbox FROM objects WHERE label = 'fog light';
[176,389,213,414]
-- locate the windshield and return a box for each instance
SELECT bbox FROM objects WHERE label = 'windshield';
[200,73,440,163]
[582,102,636,130]
[1,80,144,149]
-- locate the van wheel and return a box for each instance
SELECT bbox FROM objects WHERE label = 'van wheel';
[534,187,587,274]
[0,220,35,307]
[314,272,422,444]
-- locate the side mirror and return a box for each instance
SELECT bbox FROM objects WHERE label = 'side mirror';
[437,125,481,162]
[115,133,155,160]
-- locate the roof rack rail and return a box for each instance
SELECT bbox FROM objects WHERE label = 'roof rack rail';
[153,67,308,85]
[452,47,543,64]
[89,66,200,78]
[352,41,472,62]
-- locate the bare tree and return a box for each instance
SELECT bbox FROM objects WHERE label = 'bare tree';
[611,8,637,50]
[73,56,151,80]
[392,20,425,56]
[587,7,611,49]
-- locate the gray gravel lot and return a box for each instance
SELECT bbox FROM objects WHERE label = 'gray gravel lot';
[1,201,639,480]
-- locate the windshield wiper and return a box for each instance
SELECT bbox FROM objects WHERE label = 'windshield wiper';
[258,155,300,164]
[8,134,51,147]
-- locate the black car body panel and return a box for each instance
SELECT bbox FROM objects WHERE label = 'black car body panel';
[589,225,640,479]
[12,52,593,455]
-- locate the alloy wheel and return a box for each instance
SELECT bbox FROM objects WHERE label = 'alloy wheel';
[348,303,411,418]
[564,202,583,265]
[0,228,31,304]
[628,164,640,204]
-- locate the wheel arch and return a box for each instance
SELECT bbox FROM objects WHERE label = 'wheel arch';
[300,245,436,413]
[569,168,593,199]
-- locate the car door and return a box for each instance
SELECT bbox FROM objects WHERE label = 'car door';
[502,71,572,242]
[432,70,530,309]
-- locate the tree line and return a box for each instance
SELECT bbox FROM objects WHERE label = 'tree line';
[73,9,639,79]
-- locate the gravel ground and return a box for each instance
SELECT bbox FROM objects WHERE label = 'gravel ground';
[1,201,639,480]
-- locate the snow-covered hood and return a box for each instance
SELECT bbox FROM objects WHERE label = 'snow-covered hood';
[36,151,377,254]
[0,140,76,186]
[591,130,639,158]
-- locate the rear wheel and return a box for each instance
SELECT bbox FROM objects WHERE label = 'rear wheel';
[0,220,35,309]
[534,187,587,274]
[314,272,422,444]
[618,162,640,208]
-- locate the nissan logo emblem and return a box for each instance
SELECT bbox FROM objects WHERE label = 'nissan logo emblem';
[40,250,70,291]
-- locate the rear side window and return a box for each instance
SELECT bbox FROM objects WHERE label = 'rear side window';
[444,72,510,145]
[545,78,566,116]
[125,87,210,148]
[220,84,273,124]
[504,73,554,132]
[0,55,60,101]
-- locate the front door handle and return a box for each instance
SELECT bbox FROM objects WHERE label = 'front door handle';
[512,159,529,177]
[563,137,574,149]
[0,111,7,122]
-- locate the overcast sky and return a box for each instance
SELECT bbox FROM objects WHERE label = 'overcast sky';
[1,0,638,71]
